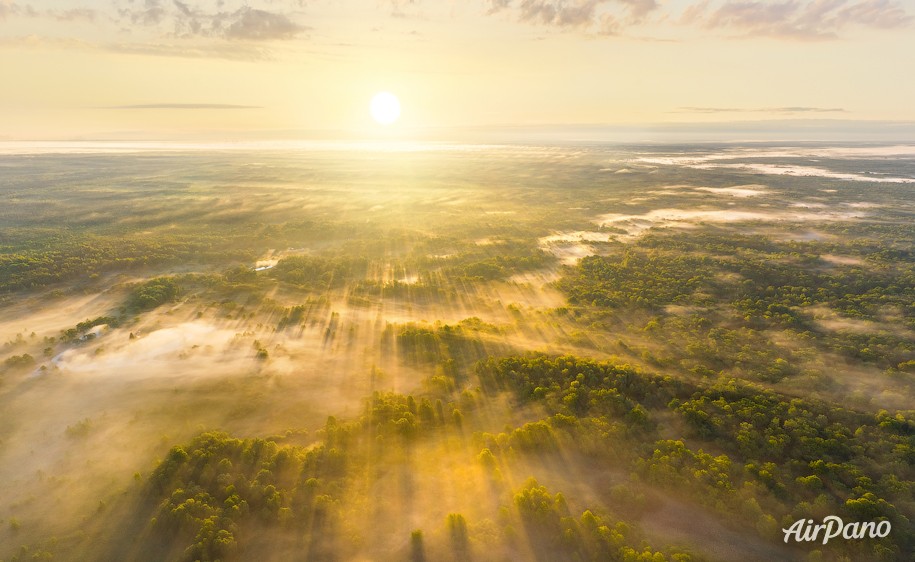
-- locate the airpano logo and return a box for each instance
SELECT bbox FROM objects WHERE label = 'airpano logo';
[783,516,891,544]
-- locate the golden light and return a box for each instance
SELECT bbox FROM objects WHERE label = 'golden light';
[370,92,401,125]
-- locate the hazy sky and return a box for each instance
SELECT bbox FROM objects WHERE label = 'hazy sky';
[0,0,913,140]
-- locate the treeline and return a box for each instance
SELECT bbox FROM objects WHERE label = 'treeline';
[559,230,915,322]
[135,390,471,561]
[126,380,701,562]
[389,319,501,379]
[510,478,697,562]
[557,230,915,372]
[406,236,556,283]
[0,233,258,294]
[269,255,369,290]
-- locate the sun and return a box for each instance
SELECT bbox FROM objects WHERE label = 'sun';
[370,92,401,125]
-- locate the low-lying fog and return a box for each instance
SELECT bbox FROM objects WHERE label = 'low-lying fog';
[1,142,913,561]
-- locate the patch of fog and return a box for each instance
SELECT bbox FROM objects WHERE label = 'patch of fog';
[635,145,915,164]
[820,189,838,193]
[706,163,915,183]
[255,261,277,271]
[598,209,770,232]
[779,231,831,242]
[790,145,915,158]
[633,147,915,183]
[790,202,828,208]
[508,269,562,286]
[86,325,108,338]
[547,244,600,264]
[595,207,866,240]
[0,292,119,342]
[821,254,864,266]
[693,185,766,197]
[843,201,882,208]
[254,247,309,271]
[52,322,254,380]
[815,315,886,336]
[539,231,613,264]
[541,232,614,245]
[645,184,748,197]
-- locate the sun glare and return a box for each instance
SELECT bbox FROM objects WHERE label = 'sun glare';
[370,92,401,125]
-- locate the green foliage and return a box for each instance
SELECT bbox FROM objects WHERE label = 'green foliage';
[60,316,119,342]
[558,251,714,309]
[441,249,554,281]
[557,230,915,371]
[270,255,368,290]
[410,529,426,562]
[392,321,490,377]
[478,354,915,558]
[2,354,35,370]
[142,388,468,559]
[127,277,180,310]
[511,480,696,561]
[638,440,735,500]
[64,418,93,439]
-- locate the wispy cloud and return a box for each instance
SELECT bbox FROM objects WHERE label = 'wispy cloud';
[0,2,309,59]
[115,3,308,42]
[486,0,661,30]
[683,0,913,40]
[50,8,97,22]
[103,40,274,61]
[105,103,262,109]
[0,1,97,22]
[2,0,911,48]
[0,0,18,20]
[483,0,911,38]
[223,8,305,40]
[390,0,418,17]
[676,106,848,114]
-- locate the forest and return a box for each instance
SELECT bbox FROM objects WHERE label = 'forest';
[1,144,913,561]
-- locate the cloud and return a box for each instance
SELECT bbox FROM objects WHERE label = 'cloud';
[103,40,274,61]
[390,0,418,17]
[685,0,913,39]
[483,0,911,38]
[50,8,98,22]
[124,0,167,26]
[0,33,275,61]
[835,0,912,28]
[106,103,262,109]
[677,106,847,113]
[223,8,304,40]
[0,0,19,20]
[0,3,99,22]
[114,1,307,41]
[519,0,604,28]
[618,0,658,23]
[486,0,660,30]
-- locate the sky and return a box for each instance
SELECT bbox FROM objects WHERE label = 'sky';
[0,0,913,141]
